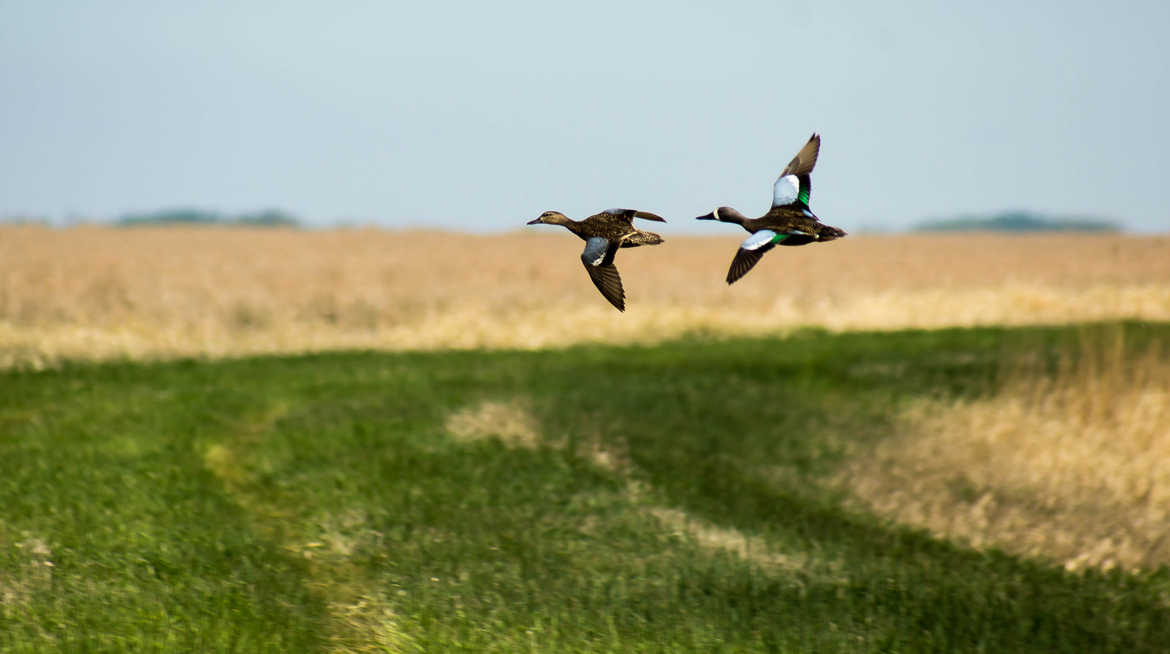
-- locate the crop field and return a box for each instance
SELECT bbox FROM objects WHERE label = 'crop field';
[1,226,1168,367]
[2,226,1169,651]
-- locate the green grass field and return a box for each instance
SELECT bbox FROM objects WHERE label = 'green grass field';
[3,324,1169,652]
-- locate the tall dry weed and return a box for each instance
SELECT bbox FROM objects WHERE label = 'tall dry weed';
[844,329,1170,570]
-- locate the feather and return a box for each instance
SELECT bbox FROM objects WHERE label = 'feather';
[580,238,625,310]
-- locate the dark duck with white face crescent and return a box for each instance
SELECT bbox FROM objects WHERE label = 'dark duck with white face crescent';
[696,133,846,284]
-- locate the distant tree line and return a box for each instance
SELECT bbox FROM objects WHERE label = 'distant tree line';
[5,208,1121,233]
[0,215,53,226]
[115,208,301,227]
[914,210,1118,233]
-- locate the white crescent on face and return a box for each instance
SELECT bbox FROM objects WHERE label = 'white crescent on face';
[772,174,799,207]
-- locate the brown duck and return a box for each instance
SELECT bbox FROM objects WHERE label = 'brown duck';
[526,208,666,311]
[697,133,846,284]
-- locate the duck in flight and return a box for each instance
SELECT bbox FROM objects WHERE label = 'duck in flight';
[526,208,666,311]
[696,133,846,284]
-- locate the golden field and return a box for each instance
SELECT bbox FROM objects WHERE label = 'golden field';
[1,225,1169,367]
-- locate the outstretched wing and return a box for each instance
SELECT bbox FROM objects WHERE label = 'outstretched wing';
[601,208,667,223]
[580,236,625,311]
[726,230,788,284]
[781,133,821,177]
[771,133,820,209]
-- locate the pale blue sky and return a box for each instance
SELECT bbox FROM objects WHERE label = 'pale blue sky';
[2,1,1167,232]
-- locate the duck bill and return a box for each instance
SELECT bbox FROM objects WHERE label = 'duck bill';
[695,212,717,221]
[526,218,543,225]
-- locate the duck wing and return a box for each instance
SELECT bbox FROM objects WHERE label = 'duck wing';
[580,236,626,311]
[772,133,820,210]
[600,208,667,223]
[631,210,666,222]
[727,229,799,284]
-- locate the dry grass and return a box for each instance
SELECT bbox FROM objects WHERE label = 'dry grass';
[444,398,542,450]
[2,225,1169,367]
[842,331,1170,571]
[649,506,815,575]
[1,534,55,613]
[443,397,629,472]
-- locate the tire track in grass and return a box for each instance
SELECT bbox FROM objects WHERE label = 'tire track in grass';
[209,393,844,650]
[445,397,845,584]
[201,401,415,653]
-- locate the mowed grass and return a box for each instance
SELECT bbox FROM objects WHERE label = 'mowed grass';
[3,324,1169,652]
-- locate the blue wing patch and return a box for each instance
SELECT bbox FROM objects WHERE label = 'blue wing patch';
[581,237,612,266]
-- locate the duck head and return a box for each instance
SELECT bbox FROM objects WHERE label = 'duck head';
[527,210,571,226]
[695,207,748,224]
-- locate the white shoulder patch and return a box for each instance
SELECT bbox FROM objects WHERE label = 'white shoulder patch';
[772,174,799,207]
[741,230,776,251]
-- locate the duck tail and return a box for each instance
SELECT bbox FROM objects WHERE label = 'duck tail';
[624,230,664,247]
[817,224,847,242]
